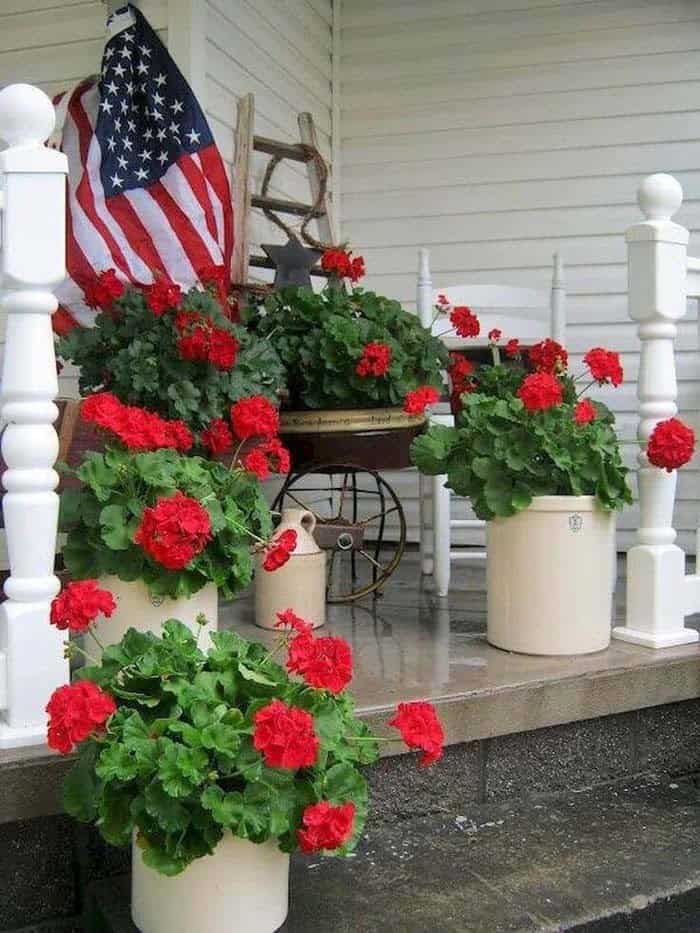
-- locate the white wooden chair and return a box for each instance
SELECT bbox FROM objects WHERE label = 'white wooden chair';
[416,248,566,596]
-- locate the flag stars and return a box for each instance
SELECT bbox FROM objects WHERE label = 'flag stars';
[119,100,128,114]
[186,128,201,145]
[153,91,165,107]
[106,136,117,152]
[151,109,163,122]
[157,150,168,165]
[117,155,128,170]
[170,99,184,114]
[143,128,154,141]
[138,44,151,57]
[114,117,122,132]
[113,63,126,78]
[136,60,149,76]
[156,128,167,141]
[104,46,115,60]
[100,99,113,114]
[168,121,180,136]
[121,30,134,43]
[123,137,134,152]
[119,45,133,59]
[110,173,124,189]
[135,167,149,181]
[127,119,136,133]
[154,72,167,87]
[138,149,152,161]
[125,81,135,96]
[105,80,119,96]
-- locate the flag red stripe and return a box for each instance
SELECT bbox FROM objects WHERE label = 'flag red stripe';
[68,86,132,279]
[106,193,168,279]
[199,146,233,277]
[177,154,218,245]
[148,180,214,274]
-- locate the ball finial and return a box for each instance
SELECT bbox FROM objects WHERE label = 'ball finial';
[0,84,55,148]
[638,173,683,221]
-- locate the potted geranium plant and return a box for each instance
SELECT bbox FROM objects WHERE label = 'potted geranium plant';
[253,250,448,441]
[49,600,445,933]
[58,391,295,646]
[56,268,285,446]
[412,327,638,655]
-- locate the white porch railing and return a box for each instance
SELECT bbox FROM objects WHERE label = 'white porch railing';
[0,84,69,747]
[613,173,700,649]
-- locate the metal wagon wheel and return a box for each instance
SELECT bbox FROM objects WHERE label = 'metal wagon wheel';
[272,463,406,603]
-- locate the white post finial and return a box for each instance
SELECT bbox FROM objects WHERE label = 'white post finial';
[417,247,432,329]
[0,84,69,747]
[613,173,699,649]
[638,173,683,221]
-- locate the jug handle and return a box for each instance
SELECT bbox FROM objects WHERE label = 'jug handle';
[300,510,316,535]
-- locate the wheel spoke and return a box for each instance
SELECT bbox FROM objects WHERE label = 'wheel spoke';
[359,504,401,526]
[358,549,387,573]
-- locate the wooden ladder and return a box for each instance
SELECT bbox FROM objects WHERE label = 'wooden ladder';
[231,93,337,294]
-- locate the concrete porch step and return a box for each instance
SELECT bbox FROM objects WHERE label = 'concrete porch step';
[86,773,700,933]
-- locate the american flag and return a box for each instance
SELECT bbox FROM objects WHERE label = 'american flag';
[54,4,233,333]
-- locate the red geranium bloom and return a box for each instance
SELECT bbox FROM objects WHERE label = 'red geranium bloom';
[145,278,181,316]
[505,338,520,358]
[584,348,623,387]
[647,417,695,472]
[262,529,298,572]
[178,327,210,362]
[517,372,563,412]
[83,269,125,311]
[436,293,450,308]
[349,255,365,282]
[207,330,238,370]
[50,580,116,634]
[243,438,291,479]
[356,342,392,378]
[321,249,366,282]
[253,699,319,769]
[81,394,193,453]
[574,399,596,425]
[201,418,233,456]
[274,609,314,638]
[450,306,480,338]
[403,386,440,415]
[297,801,356,853]
[448,353,476,397]
[231,396,280,440]
[287,633,353,694]
[242,448,270,480]
[198,264,228,307]
[81,392,123,427]
[529,339,568,374]
[134,491,212,570]
[46,681,116,755]
[164,420,194,452]
[488,328,502,342]
[389,700,445,767]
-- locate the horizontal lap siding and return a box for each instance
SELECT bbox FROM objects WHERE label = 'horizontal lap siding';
[340,0,700,551]
[204,0,333,282]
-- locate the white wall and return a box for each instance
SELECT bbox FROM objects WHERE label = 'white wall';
[204,0,334,278]
[340,0,700,550]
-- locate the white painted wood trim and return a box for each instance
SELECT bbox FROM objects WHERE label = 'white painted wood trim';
[331,0,342,238]
[167,0,206,105]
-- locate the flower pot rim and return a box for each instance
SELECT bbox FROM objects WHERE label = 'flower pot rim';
[279,406,425,435]
[492,495,606,516]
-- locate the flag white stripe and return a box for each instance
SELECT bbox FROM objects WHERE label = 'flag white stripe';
[159,162,222,264]
[124,187,199,287]
[194,153,226,254]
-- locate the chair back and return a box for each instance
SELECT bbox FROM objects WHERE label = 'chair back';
[417,248,565,349]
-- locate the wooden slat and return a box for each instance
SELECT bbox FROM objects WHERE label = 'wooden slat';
[253,135,311,162]
[251,194,323,217]
[298,110,337,243]
[232,94,254,287]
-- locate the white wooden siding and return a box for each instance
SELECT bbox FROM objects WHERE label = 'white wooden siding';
[340,0,700,551]
[204,0,334,279]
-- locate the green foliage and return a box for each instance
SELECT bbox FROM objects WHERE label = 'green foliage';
[63,621,377,875]
[411,362,632,520]
[57,285,285,433]
[59,445,272,599]
[255,285,448,410]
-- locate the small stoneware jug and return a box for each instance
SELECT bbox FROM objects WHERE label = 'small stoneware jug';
[255,508,326,629]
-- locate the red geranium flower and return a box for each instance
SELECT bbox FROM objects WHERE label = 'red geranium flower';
[356,342,392,378]
[145,278,181,316]
[529,339,568,374]
[436,293,450,308]
[297,801,356,853]
[178,326,210,363]
[389,701,445,767]
[83,269,125,311]
[81,392,123,426]
[243,438,291,479]
[647,417,695,472]
[274,609,314,638]
[349,255,365,282]
[505,338,520,358]
[403,385,440,415]
[46,681,116,755]
[262,529,298,572]
[450,306,480,338]
[488,328,502,342]
[50,580,116,634]
[574,399,596,425]
[81,394,193,453]
[230,396,280,440]
[584,348,623,387]
[448,353,476,397]
[287,633,353,694]
[207,330,238,370]
[198,264,228,307]
[253,699,319,769]
[134,491,212,570]
[321,249,366,282]
[164,420,194,453]
[517,372,563,412]
[201,418,233,456]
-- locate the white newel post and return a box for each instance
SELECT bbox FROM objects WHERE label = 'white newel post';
[417,247,434,575]
[0,84,70,747]
[613,174,699,648]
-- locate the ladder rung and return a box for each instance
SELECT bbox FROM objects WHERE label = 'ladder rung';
[253,136,310,162]
[249,255,331,276]
[251,194,324,218]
